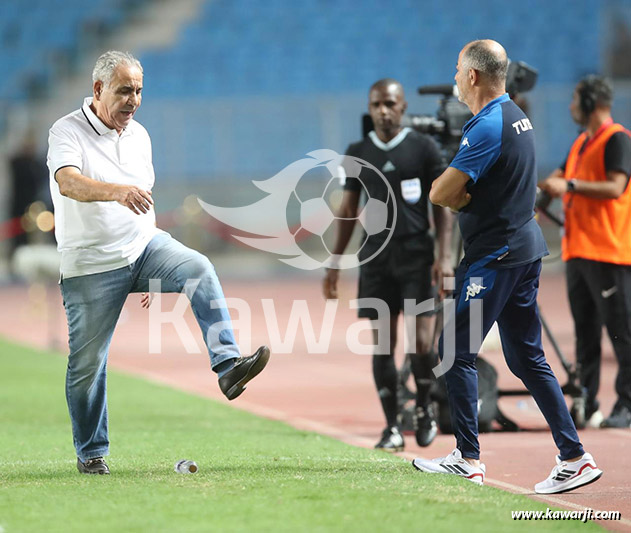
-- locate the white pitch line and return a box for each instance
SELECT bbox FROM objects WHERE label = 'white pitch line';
[112,366,631,528]
[232,398,631,527]
[119,369,379,447]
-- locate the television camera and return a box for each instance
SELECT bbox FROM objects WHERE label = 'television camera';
[362,60,539,161]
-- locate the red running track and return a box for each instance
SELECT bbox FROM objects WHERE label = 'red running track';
[0,271,629,531]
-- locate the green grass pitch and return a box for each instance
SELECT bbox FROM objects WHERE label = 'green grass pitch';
[0,338,598,532]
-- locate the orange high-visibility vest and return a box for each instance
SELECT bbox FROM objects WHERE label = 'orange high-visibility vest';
[562,121,631,264]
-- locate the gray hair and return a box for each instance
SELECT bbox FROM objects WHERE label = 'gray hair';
[462,40,508,86]
[92,50,142,86]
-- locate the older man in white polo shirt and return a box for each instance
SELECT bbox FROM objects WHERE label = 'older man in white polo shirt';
[47,51,270,475]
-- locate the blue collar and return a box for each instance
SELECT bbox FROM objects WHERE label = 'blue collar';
[463,93,510,130]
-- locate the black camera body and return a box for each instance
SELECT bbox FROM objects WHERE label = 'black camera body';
[402,97,472,162]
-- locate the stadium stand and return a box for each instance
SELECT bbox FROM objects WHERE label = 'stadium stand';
[1,0,628,183]
[0,0,147,102]
[139,0,600,99]
[136,0,603,179]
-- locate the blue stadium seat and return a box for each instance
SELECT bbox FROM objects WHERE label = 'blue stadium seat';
[0,0,609,177]
[0,0,146,107]
[131,0,605,178]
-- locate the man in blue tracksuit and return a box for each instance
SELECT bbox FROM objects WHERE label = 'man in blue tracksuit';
[411,39,602,494]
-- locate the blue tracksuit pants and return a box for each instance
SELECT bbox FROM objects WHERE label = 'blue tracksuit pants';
[438,255,584,461]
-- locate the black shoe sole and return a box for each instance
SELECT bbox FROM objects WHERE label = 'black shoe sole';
[542,471,603,494]
[224,346,270,400]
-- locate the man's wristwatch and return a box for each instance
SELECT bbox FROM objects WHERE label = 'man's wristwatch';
[567,178,577,193]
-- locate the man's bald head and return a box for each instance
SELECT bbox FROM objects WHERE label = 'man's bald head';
[370,78,405,98]
[461,40,508,89]
[368,78,407,141]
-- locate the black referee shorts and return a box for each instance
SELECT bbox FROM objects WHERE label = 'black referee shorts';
[356,235,435,319]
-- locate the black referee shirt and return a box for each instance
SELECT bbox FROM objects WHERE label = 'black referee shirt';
[343,128,443,252]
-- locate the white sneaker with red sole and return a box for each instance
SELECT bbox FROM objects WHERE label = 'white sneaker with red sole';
[412,448,485,485]
[535,452,602,494]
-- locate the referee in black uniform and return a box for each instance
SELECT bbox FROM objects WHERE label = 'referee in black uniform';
[323,79,453,451]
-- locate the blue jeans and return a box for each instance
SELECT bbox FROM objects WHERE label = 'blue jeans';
[60,232,240,461]
[439,257,584,461]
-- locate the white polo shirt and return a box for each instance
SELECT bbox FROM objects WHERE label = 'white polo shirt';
[47,97,161,278]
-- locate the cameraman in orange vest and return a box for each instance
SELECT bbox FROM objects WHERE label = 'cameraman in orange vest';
[541,75,631,429]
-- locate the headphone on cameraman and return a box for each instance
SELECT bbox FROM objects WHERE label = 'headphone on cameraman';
[577,75,612,116]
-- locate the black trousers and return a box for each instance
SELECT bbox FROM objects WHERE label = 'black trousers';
[566,258,631,413]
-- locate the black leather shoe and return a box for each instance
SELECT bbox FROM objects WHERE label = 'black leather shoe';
[414,404,438,447]
[77,457,110,475]
[218,346,270,400]
[374,426,404,452]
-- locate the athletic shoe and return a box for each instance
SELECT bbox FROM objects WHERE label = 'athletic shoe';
[218,346,270,400]
[412,449,485,485]
[573,400,600,430]
[600,405,631,428]
[586,410,604,428]
[413,404,438,447]
[534,452,602,494]
[77,457,110,475]
[374,426,404,452]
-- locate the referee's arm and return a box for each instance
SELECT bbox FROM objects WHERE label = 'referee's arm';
[322,189,360,299]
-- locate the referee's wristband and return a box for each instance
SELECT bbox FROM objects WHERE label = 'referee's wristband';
[567,178,577,193]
